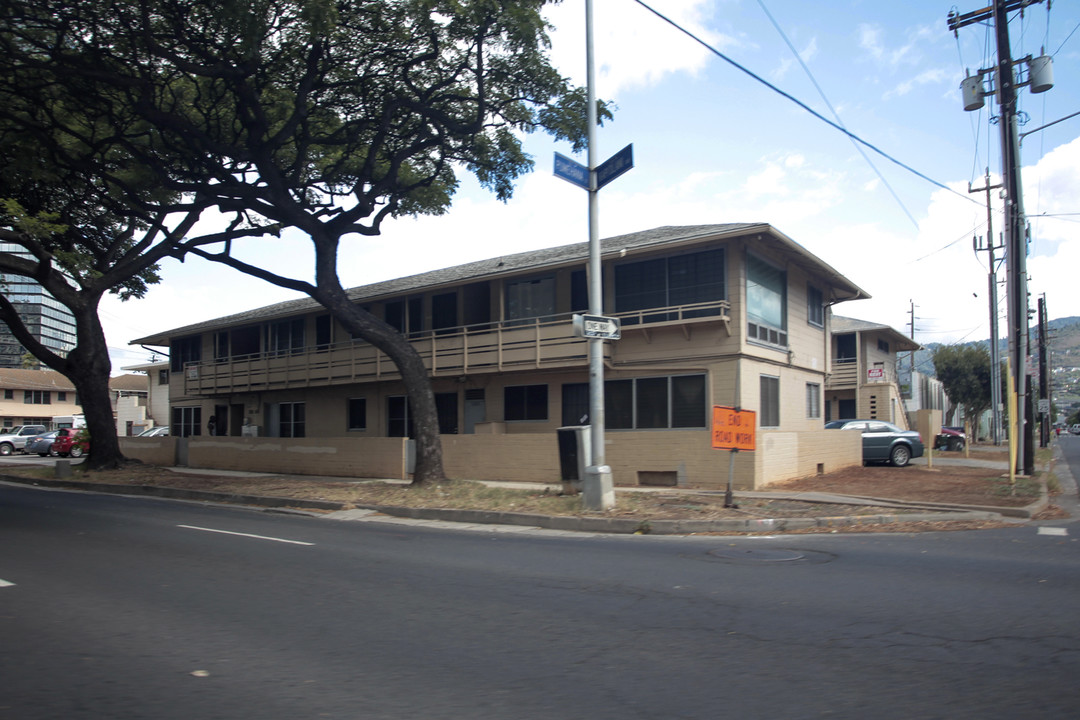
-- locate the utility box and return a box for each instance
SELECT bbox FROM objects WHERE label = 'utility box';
[557,425,592,493]
[241,424,260,437]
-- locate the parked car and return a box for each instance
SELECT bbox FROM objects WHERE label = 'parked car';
[0,425,49,456]
[137,426,170,437]
[24,430,60,457]
[51,428,88,458]
[825,419,925,467]
[935,426,966,451]
[1071,424,1080,435]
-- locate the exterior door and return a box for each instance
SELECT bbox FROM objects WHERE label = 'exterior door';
[464,389,485,434]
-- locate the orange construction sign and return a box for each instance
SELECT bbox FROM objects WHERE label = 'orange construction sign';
[711,406,756,451]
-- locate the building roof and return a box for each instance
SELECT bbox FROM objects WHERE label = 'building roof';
[832,315,921,352]
[109,374,149,394]
[0,368,76,391]
[132,223,870,346]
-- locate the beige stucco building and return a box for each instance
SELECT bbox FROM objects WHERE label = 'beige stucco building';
[133,224,878,490]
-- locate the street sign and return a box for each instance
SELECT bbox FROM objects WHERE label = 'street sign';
[711,406,756,451]
[596,143,633,189]
[1038,398,1050,414]
[572,314,621,340]
[553,153,589,190]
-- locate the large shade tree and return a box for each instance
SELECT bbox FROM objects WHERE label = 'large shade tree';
[4,0,604,483]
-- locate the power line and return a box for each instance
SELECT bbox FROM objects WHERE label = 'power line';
[632,0,982,208]
[754,0,919,228]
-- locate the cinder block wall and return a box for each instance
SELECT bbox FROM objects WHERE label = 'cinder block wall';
[441,434,560,483]
[185,437,408,479]
[120,437,178,466]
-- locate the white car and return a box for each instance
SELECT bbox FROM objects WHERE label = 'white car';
[1070,424,1080,435]
[0,425,48,455]
[137,426,170,437]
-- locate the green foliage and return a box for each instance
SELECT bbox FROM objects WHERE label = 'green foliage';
[932,344,992,425]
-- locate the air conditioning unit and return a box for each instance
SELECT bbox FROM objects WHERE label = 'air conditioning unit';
[241,425,260,437]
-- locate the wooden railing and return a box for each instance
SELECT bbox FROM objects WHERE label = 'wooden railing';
[183,301,731,395]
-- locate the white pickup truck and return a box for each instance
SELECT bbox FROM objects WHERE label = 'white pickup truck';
[0,425,48,456]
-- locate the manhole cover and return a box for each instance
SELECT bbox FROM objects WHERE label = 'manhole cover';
[709,548,806,563]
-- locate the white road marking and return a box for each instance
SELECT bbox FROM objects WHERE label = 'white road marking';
[0,579,14,588]
[177,525,314,545]
[1038,527,1068,537]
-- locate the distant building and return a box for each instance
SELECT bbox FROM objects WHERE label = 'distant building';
[0,243,77,368]
[0,368,149,435]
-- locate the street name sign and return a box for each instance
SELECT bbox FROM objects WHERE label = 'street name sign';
[596,144,634,189]
[553,153,589,190]
[711,406,757,451]
[573,314,621,340]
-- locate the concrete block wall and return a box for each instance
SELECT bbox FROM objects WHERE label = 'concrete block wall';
[441,434,559,483]
[120,436,179,466]
[185,436,408,479]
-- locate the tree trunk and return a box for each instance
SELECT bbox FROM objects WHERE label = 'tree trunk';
[311,280,445,485]
[64,306,124,470]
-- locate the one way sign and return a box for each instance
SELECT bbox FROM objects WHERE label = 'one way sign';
[573,314,621,340]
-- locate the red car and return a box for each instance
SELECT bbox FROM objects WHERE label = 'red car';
[51,428,89,458]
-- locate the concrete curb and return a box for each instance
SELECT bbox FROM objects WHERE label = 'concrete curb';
[2,473,1012,535]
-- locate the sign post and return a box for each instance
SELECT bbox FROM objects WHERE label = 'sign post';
[712,406,757,508]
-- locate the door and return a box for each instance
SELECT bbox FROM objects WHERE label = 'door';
[464,389,485,434]
[838,399,856,420]
[862,421,893,461]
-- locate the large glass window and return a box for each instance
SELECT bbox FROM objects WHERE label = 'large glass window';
[385,297,424,337]
[435,392,459,434]
[615,249,725,324]
[505,275,555,324]
[760,375,780,427]
[561,382,590,426]
[387,396,413,438]
[171,406,202,437]
[170,335,202,372]
[605,375,706,430]
[504,384,548,421]
[23,390,50,404]
[268,318,305,356]
[747,254,787,347]
[432,293,458,334]
[279,402,306,437]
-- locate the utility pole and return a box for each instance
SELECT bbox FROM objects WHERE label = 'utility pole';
[1038,294,1049,447]
[970,168,1004,445]
[949,0,1052,475]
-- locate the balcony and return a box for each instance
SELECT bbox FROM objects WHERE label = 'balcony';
[826,359,898,390]
[182,300,731,396]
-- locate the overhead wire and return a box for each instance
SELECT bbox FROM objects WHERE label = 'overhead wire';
[630,0,982,209]
[754,0,920,229]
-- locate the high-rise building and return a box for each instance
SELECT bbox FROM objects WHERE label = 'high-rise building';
[0,243,77,368]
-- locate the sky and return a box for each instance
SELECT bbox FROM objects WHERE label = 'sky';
[102,0,1080,372]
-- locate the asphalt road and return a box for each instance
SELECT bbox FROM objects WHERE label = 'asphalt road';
[2,473,1079,719]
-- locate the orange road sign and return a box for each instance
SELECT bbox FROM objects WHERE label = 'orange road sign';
[711,406,756,451]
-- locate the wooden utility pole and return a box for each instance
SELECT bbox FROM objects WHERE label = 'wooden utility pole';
[970,169,1004,445]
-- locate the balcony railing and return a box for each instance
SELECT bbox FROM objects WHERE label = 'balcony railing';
[182,300,731,396]
[826,359,898,389]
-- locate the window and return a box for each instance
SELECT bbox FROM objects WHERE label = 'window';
[385,297,424,337]
[279,402,305,437]
[807,285,824,327]
[746,253,787,347]
[170,335,201,372]
[231,325,261,358]
[877,338,890,353]
[57,391,67,402]
[158,369,169,385]
[760,375,780,427]
[171,406,202,437]
[435,392,458,434]
[214,331,229,362]
[3,389,12,399]
[806,382,821,419]
[268,318,305,356]
[614,248,725,324]
[604,375,707,430]
[504,384,548,421]
[571,269,589,313]
[432,293,458,335]
[347,398,366,430]
[23,390,50,404]
[387,396,413,438]
[316,315,333,349]
[561,382,590,426]
[505,275,555,324]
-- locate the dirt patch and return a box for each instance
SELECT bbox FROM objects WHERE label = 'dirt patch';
[770,462,1040,508]
[2,456,1045,531]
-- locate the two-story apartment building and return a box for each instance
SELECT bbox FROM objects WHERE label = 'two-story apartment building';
[0,368,150,435]
[825,316,920,427]
[132,224,871,489]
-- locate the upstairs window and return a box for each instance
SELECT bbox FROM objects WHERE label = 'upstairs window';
[614,248,725,324]
[267,318,305,356]
[24,390,50,404]
[807,285,824,328]
[747,254,787,347]
[505,276,555,325]
[170,335,201,372]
